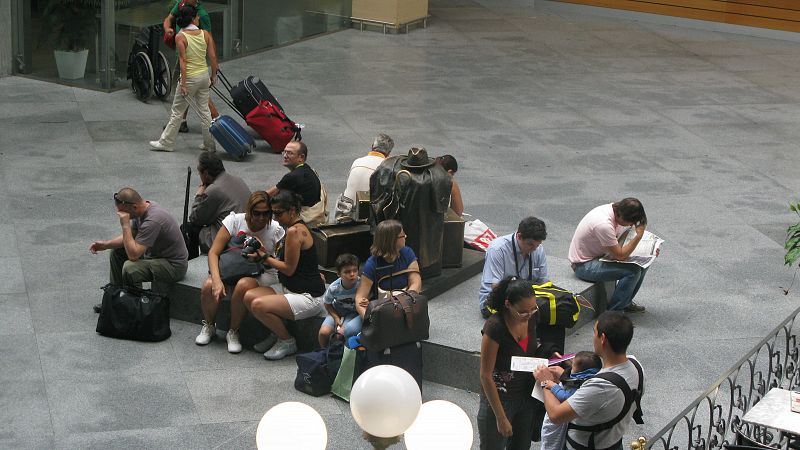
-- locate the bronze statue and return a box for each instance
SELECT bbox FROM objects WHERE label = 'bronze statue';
[370,147,452,278]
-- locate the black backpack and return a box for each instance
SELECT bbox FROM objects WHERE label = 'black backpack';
[566,358,644,450]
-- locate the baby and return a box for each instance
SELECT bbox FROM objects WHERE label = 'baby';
[540,351,603,450]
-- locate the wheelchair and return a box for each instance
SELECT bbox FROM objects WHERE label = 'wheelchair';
[127,25,172,102]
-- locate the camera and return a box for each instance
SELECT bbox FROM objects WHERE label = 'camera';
[241,236,262,257]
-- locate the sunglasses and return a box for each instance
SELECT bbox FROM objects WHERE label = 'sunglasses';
[272,209,287,217]
[251,209,271,218]
[113,192,134,205]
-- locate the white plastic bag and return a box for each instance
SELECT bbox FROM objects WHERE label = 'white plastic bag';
[464,219,497,252]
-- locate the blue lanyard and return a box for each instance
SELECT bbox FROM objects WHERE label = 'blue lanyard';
[511,237,533,280]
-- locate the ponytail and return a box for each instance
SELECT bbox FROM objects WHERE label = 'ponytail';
[487,277,535,312]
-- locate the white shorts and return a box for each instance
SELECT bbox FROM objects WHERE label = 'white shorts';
[269,283,324,320]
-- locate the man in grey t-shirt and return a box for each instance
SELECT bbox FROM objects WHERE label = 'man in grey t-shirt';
[535,312,642,450]
[90,188,189,311]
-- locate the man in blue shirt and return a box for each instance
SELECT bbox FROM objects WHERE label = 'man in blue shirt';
[479,216,548,318]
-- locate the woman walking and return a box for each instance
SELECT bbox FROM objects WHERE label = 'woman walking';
[150,4,217,152]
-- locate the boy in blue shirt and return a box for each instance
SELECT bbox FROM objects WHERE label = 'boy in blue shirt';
[318,254,362,347]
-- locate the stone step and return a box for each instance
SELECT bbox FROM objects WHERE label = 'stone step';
[154,252,610,393]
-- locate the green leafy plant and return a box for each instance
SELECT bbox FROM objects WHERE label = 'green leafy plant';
[787,203,800,267]
[783,202,800,294]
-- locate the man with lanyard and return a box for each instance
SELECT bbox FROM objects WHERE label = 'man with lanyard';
[479,216,548,319]
[162,0,217,132]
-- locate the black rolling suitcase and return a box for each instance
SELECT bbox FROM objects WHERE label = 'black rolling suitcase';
[362,341,423,392]
[217,70,284,118]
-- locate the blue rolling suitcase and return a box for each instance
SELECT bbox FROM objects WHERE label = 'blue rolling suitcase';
[186,96,254,161]
[210,115,255,160]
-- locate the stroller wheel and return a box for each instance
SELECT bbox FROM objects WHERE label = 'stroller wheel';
[131,51,153,102]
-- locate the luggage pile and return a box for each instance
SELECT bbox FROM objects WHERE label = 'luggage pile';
[211,70,302,158]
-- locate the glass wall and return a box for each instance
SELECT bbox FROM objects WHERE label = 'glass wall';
[11,0,351,91]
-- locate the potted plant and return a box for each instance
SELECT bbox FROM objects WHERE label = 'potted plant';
[40,0,100,79]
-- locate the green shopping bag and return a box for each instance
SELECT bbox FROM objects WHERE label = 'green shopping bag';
[331,346,360,402]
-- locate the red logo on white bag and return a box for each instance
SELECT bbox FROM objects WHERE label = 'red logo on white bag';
[470,229,497,251]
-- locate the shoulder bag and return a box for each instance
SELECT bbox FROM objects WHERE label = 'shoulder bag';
[533,281,581,328]
[218,232,263,285]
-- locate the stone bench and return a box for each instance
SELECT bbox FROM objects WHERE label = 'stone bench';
[154,248,487,353]
[153,257,324,352]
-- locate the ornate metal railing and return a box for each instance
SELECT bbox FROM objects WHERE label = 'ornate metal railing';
[644,305,800,450]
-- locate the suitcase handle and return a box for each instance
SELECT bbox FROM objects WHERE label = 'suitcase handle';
[210,83,246,120]
[216,69,234,92]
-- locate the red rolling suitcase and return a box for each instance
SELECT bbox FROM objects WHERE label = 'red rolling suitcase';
[245,100,302,153]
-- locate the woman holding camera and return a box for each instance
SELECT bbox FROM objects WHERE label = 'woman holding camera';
[242,190,326,360]
[355,219,423,319]
[196,191,284,353]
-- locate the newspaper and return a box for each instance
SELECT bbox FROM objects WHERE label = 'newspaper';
[600,230,664,269]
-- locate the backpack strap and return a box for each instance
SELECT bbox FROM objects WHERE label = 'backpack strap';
[629,357,645,424]
[567,358,644,448]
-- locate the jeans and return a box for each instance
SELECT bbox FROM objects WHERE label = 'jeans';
[573,259,647,311]
[109,248,187,288]
[477,394,535,450]
[321,313,362,339]
[158,73,215,150]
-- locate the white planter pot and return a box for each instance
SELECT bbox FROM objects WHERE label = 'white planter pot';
[54,49,89,80]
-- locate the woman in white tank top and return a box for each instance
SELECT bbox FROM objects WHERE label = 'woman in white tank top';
[149,4,218,153]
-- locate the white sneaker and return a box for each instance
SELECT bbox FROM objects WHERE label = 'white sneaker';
[263,338,297,360]
[198,144,216,152]
[226,329,242,354]
[195,320,216,345]
[253,334,278,353]
[149,140,174,152]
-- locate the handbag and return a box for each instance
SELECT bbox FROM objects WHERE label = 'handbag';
[96,284,171,342]
[218,232,263,285]
[293,333,345,397]
[361,288,429,352]
[533,281,581,328]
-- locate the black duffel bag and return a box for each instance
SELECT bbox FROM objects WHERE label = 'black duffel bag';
[361,290,429,352]
[96,284,171,342]
[294,333,345,396]
[533,282,581,328]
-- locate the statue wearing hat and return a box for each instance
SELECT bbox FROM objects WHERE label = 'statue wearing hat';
[370,147,452,278]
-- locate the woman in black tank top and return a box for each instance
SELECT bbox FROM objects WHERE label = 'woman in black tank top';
[242,190,325,360]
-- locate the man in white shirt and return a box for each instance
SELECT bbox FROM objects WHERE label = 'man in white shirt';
[334,133,394,222]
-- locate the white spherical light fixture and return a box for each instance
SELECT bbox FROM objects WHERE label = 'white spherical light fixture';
[404,400,473,450]
[350,365,422,438]
[256,402,327,450]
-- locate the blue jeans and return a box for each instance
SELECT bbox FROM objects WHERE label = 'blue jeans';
[573,259,648,311]
[321,313,362,339]
[477,395,535,450]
